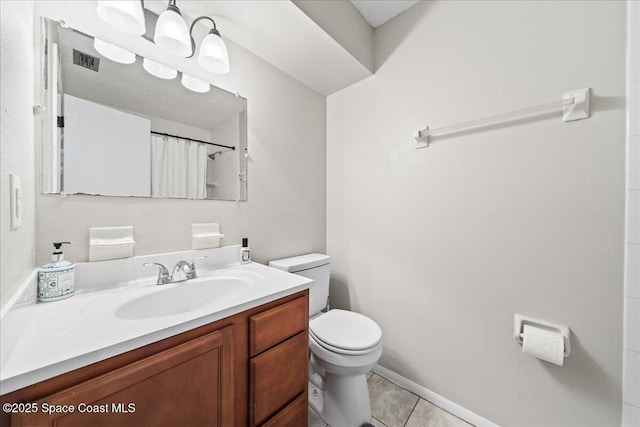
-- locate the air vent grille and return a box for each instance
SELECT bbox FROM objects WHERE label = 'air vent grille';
[73,49,100,72]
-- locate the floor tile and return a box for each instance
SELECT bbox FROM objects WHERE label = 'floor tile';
[405,399,472,427]
[367,370,374,380]
[368,373,419,427]
[369,417,387,427]
[308,406,327,427]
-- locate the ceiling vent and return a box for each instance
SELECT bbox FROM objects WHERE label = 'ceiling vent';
[73,49,100,72]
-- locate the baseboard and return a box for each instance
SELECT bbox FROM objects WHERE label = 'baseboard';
[372,364,499,427]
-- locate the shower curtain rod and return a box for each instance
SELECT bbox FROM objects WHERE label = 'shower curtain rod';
[414,88,591,148]
[151,131,236,150]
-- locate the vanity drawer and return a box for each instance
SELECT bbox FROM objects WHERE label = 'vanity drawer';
[250,332,308,426]
[249,296,307,356]
[261,393,307,427]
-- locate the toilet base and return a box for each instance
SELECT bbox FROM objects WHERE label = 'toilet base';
[309,365,372,427]
[309,382,324,414]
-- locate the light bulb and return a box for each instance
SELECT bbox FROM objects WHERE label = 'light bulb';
[96,0,146,36]
[93,38,135,64]
[198,31,229,74]
[181,74,210,93]
[143,58,177,79]
[154,5,191,57]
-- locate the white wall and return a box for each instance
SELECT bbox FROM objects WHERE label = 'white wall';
[327,1,626,426]
[0,1,36,310]
[623,1,640,425]
[134,111,213,142]
[208,115,240,200]
[30,2,326,271]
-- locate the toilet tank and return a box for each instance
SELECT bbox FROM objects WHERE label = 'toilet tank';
[268,254,330,317]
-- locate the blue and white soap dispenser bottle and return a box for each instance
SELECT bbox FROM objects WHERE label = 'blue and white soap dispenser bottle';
[38,242,75,302]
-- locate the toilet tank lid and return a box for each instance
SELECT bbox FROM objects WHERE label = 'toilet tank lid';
[268,253,330,272]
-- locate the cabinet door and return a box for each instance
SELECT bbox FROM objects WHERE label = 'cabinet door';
[12,326,234,427]
[250,332,308,426]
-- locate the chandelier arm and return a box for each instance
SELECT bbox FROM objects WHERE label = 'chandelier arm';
[187,16,218,58]
[189,16,217,34]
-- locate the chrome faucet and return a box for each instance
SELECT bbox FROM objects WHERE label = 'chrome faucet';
[144,256,207,285]
[171,260,192,282]
[143,262,171,285]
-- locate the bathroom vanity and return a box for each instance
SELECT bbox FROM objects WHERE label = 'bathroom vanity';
[1,291,308,427]
[0,248,311,427]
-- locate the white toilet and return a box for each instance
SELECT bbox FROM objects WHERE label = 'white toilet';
[269,254,382,427]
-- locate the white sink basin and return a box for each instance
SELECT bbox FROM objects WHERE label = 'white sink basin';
[116,275,254,319]
[82,268,262,321]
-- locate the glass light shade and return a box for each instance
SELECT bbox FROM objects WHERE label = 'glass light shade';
[181,74,210,93]
[198,32,230,74]
[96,0,146,35]
[154,8,191,57]
[142,58,177,79]
[93,38,136,64]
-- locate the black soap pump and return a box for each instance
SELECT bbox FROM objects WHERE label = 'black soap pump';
[240,238,251,264]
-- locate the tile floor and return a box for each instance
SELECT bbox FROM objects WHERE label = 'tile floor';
[308,372,473,427]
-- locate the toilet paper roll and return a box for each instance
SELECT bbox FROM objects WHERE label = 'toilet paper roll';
[522,324,565,366]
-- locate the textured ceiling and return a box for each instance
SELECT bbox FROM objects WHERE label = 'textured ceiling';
[350,0,419,28]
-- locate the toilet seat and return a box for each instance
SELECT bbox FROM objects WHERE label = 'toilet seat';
[309,309,382,355]
[309,332,383,371]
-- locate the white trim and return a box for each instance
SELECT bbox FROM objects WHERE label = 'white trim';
[0,269,37,320]
[372,364,500,427]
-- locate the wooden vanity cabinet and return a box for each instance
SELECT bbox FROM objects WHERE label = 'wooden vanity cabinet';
[249,297,309,426]
[0,290,309,427]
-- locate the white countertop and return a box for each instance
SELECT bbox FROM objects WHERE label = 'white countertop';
[0,253,312,395]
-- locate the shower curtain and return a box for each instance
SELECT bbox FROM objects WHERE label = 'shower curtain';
[150,134,208,199]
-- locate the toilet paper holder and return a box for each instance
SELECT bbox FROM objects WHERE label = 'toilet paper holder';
[513,314,571,357]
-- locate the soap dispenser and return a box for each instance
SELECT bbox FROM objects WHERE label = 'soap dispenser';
[38,242,75,302]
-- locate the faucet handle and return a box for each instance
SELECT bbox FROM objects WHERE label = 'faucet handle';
[190,256,207,265]
[188,256,207,279]
[143,262,171,285]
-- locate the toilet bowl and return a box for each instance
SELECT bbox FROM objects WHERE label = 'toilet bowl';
[269,254,383,427]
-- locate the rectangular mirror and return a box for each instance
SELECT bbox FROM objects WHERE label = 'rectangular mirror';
[40,19,248,201]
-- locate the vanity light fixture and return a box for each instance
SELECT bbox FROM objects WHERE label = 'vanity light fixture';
[143,58,178,79]
[181,73,210,93]
[94,0,228,91]
[188,17,230,74]
[154,0,192,57]
[93,38,136,64]
[96,0,146,36]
